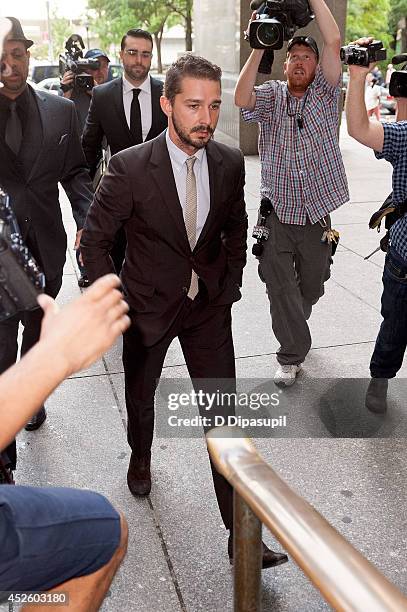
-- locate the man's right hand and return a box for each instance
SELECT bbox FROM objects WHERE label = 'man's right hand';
[60,70,75,98]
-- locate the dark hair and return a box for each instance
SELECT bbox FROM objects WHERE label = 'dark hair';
[164,54,222,103]
[121,29,153,51]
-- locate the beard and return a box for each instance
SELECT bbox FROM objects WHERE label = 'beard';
[172,112,215,150]
[124,63,149,84]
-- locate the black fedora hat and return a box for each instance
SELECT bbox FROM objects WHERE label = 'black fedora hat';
[6,16,33,49]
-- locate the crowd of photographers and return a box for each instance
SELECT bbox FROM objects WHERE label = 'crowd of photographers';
[1,0,407,606]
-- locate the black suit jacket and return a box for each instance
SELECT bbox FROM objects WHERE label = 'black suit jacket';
[82,76,167,176]
[0,87,93,279]
[81,132,248,346]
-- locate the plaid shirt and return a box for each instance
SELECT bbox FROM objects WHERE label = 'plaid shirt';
[242,66,349,225]
[375,122,407,261]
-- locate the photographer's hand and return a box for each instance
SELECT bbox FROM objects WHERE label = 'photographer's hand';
[347,38,376,77]
[235,12,264,110]
[345,37,384,152]
[60,70,74,98]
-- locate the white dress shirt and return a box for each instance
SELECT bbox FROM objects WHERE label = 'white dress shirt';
[165,130,210,243]
[122,74,152,142]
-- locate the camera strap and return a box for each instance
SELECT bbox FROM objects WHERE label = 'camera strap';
[286,87,310,130]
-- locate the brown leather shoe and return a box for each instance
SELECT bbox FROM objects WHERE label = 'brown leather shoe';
[228,535,288,569]
[127,453,151,496]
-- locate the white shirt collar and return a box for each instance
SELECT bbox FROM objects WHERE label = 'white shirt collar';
[122,73,151,96]
[165,129,205,172]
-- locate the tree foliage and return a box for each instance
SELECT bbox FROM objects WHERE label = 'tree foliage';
[346,0,392,49]
[87,0,135,53]
[388,0,407,52]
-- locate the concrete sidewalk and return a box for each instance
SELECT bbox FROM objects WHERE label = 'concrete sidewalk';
[5,117,407,612]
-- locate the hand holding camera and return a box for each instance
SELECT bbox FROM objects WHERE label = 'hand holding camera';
[340,37,386,68]
[246,0,315,73]
[60,69,75,97]
[59,34,100,94]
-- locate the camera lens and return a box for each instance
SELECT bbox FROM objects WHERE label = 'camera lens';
[256,22,281,47]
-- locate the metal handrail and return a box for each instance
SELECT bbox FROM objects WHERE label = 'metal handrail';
[206,426,407,612]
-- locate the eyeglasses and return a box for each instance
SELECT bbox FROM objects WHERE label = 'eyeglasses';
[124,49,152,59]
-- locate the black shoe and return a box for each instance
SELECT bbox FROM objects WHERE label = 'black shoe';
[78,275,90,288]
[25,407,47,431]
[365,378,388,414]
[127,453,151,496]
[0,464,14,485]
[228,535,288,569]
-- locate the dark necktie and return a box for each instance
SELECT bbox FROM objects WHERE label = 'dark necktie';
[130,88,143,145]
[5,101,22,156]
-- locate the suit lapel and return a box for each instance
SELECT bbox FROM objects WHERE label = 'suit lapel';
[149,132,190,249]
[146,77,161,141]
[195,139,224,249]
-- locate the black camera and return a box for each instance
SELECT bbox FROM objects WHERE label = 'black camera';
[389,53,407,98]
[248,0,314,73]
[59,34,99,92]
[340,40,386,67]
[252,197,273,257]
[0,188,45,322]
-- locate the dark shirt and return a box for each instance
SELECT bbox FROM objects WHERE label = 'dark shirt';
[0,86,31,141]
[0,86,42,180]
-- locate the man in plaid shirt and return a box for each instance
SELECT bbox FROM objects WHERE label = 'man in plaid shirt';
[346,37,407,414]
[235,0,349,386]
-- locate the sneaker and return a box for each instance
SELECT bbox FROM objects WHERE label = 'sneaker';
[274,364,302,387]
[0,464,15,485]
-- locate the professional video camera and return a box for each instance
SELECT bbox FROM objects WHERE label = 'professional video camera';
[59,34,99,92]
[389,53,407,98]
[248,0,314,74]
[340,40,386,67]
[252,197,273,256]
[0,188,45,322]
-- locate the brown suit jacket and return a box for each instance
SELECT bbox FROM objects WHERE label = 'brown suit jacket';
[81,131,248,346]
